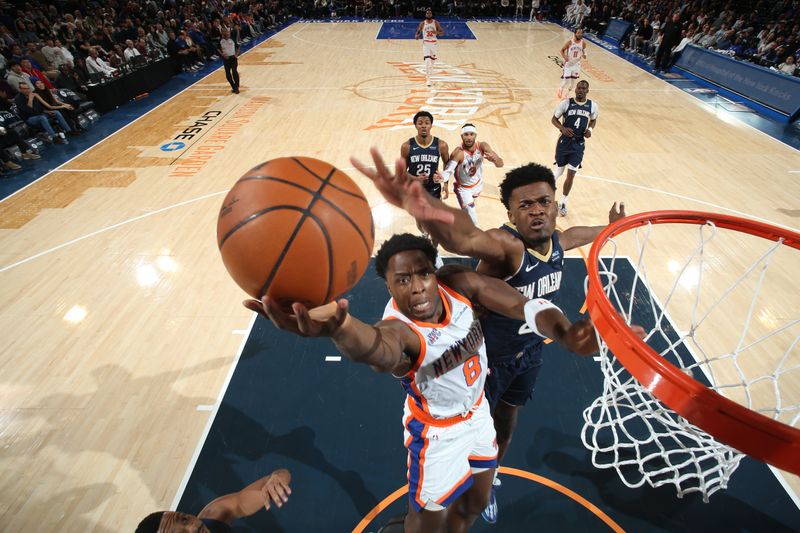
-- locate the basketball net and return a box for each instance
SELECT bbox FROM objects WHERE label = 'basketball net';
[581,211,800,502]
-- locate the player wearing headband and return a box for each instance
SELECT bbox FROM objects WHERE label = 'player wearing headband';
[440,124,504,227]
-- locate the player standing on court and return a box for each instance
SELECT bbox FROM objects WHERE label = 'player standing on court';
[245,232,602,533]
[416,8,443,87]
[440,123,504,227]
[351,147,631,525]
[401,110,450,267]
[551,79,598,216]
[558,27,587,99]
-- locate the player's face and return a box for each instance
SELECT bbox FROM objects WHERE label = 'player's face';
[415,117,433,138]
[575,82,589,100]
[385,250,442,322]
[507,182,557,248]
[426,10,433,20]
[575,29,583,40]
[461,132,476,148]
[159,511,212,533]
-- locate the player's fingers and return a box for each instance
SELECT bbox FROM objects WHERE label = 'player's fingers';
[619,202,626,216]
[263,297,301,332]
[369,146,391,179]
[349,155,377,180]
[292,303,315,335]
[243,298,265,316]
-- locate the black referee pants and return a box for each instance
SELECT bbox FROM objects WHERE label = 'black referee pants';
[223,56,239,91]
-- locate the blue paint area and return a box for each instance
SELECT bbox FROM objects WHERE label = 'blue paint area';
[377,21,476,40]
[0,18,297,201]
[178,258,800,532]
[582,30,800,151]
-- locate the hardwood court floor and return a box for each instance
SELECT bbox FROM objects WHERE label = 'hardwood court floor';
[0,21,797,531]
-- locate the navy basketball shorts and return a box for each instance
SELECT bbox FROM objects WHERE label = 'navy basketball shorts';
[424,182,442,200]
[485,344,544,412]
[554,137,585,170]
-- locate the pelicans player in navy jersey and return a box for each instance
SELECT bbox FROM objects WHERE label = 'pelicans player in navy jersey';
[246,233,603,532]
[551,79,598,216]
[401,111,450,202]
[416,8,444,87]
[351,148,630,524]
[402,110,450,267]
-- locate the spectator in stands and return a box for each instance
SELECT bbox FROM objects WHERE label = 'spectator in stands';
[13,81,71,144]
[32,78,83,134]
[167,30,201,72]
[629,17,653,54]
[55,63,87,96]
[175,30,205,69]
[151,24,169,50]
[15,22,39,45]
[778,55,797,75]
[0,24,15,48]
[73,57,91,86]
[5,62,32,91]
[123,39,142,62]
[53,39,74,66]
[20,59,55,90]
[86,47,117,78]
[26,42,57,80]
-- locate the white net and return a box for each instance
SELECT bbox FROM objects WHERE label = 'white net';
[581,218,800,502]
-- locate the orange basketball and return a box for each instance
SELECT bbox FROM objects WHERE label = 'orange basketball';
[217,157,374,308]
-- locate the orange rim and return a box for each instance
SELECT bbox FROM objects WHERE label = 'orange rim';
[586,210,800,474]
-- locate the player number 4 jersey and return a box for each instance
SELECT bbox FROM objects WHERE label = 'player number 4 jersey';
[383,283,487,419]
[554,98,598,141]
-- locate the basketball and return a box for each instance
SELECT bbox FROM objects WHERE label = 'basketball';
[216,157,374,309]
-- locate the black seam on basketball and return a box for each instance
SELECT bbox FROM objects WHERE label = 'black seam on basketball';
[310,213,335,303]
[259,167,337,300]
[238,175,372,255]
[289,158,369,203]
[239,174,367,203]
[218,205,306,250]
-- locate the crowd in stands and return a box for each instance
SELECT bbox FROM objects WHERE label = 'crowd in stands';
[0,0,292,178]
[564,0,800,76]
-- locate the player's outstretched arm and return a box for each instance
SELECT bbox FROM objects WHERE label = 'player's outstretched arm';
[558,201,626,250]
[439,266,601,356]
[351,147,510,264]
[480,142,503,167]
[244,296,416,375]
[198,469,292,524]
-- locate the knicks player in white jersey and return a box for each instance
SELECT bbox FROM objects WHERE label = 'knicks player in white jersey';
[415,8,443,87]
[440,123,504,228]
[558,27,587,99]
[246,233,601,532]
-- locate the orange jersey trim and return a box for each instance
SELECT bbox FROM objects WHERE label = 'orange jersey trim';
[408,392,484,428]
[439,282,472,309]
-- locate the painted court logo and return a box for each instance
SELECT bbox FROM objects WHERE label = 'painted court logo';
[160,110,223,151]
[355,62,532,131]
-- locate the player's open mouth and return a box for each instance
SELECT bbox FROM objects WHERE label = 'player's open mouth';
[411,301,430,314]
[530,220,545,229]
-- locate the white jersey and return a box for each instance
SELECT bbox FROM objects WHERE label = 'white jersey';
[422,20,438,43]
[454,144,484,190]
[565,38,585,67]
[383,282,487,420]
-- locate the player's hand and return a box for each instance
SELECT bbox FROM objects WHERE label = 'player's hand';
[442,187,449,200]
[432,170,444,183]
[608,201,626,223]
[262,469,292,510]
[244,296,349,337]
[584,129,592,138]
[417,172,430,183]
[484,151,497,163]
[563,317,599,355]
[351,146,454,224]
[561,127,574,137]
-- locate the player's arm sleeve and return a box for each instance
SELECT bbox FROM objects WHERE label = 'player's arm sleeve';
[554,98,568,118]
[440,158,457,182]
[590,101,599,120]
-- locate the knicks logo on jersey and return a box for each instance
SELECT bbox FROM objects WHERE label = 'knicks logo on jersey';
[427,328,442,345]
[431,319,484,378]
[515,270,562,299]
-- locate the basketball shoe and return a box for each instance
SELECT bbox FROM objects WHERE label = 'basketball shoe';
[481,475,501,523]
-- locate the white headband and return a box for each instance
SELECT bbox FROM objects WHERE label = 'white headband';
[461,125,477,134]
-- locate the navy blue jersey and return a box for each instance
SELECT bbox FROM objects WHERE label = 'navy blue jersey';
[480,225,564,361]
[407,136,443,198]
[557,98,595,143]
